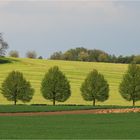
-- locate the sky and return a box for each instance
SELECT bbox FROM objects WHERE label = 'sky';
[0,0,140,58]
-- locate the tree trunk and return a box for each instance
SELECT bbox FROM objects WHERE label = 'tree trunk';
[53,98,55,106]
[133,99,135,107]
[14,100,17,105]
[53,92,56,106]
[14,92,17,105]
[93,98,96,106]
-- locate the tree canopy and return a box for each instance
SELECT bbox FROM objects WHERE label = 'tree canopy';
[1,71,34,105]
[41,66,71,105]
[119,63,140,106]
[81,69,109,106]
[50,47,135,64]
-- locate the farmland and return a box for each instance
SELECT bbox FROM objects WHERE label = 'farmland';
[0,113,140,139]
[0,58,140,139]
[0,57,135,106]
[0,105,139,113]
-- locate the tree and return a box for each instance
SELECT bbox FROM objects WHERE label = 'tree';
[98,53,108,62]
[1,71,34,105]
[119,63,140,106]
[78,51,89,61]
[80,69,109,106]
[133,55,140,64]
[26,51,37,59]
[50,51,63,60]
[60,47,88,61]
[9,50,19,58]
[41,66,71,105]
[0,33,8,57]
[49,47,135,64]
[108,55,117,63]
[63,50,76,61]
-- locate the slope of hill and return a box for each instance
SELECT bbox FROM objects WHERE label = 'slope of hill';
[0,58,136,106]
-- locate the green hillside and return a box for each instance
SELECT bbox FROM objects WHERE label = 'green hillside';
[0,58,137,106]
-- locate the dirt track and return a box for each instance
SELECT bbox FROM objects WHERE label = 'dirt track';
[0,108,140,116]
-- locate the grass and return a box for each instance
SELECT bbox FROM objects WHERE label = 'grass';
[0,105,139,113]
[0,113,140,139]
[0,57,138,106]
[0,57,12,64]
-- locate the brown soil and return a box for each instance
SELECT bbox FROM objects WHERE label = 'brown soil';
[0,108,140,116]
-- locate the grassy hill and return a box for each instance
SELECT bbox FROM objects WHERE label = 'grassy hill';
[0,57,137,106]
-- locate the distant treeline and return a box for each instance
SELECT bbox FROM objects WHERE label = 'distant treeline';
[50,47,140,64]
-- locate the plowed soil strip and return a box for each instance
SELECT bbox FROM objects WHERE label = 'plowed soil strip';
[0,108,140,116]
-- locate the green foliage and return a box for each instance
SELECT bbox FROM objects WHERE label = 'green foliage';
[133,55,140,64]
[1,71,34,105]
[87,49,108,62]
[119,63,140,106]
[81,69,109,106]
[63,47,87,61]
[98,53,108,62]
[50,51,63,60]
[50,47,135,64]
[0,105,138,113]
[41,66,71,105]
[78,51,89,61]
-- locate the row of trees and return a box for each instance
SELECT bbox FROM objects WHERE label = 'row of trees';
[9,48,140,64]
[0,33,140,64]
[1,64,140,106]
[9,50,43,59]
[50,47,140,64]
[0,34,42,59]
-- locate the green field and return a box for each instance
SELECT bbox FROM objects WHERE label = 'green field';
[0,105,138,113]
[0,57,137,106]
[0,113,139,139]
[0,105,99,113]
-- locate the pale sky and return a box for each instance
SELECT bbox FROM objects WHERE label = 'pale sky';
[0,0,140,58]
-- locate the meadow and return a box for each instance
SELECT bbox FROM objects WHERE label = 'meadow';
[0,57,136,106]
[0,113,140,139]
